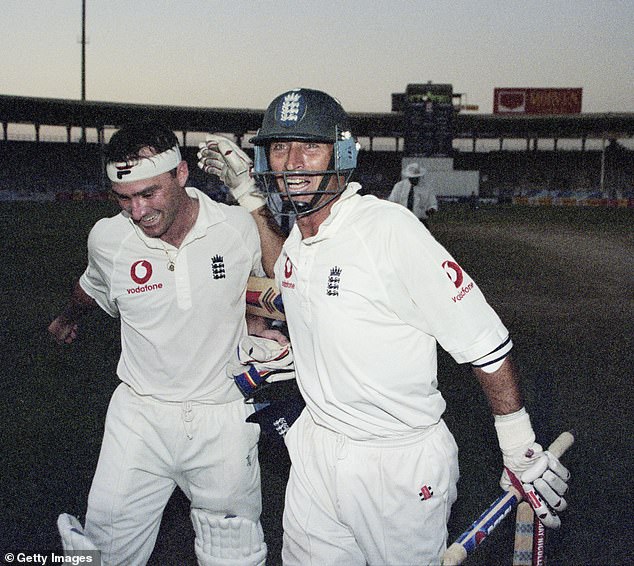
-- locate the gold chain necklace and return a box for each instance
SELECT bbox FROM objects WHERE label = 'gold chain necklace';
[159,198,197,271]
[161,242,177,271]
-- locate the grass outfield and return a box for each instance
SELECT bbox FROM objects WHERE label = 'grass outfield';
[1,201,632,565]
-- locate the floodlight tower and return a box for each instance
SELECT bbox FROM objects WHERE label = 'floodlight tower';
[81,0,86,101]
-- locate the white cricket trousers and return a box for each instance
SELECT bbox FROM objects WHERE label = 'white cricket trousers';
[84,383,262,566]
[282,411,459,566]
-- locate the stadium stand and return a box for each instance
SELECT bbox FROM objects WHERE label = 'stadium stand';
[0,95,632,205]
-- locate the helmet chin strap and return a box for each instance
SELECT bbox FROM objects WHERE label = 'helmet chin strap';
[285,153,341,217]
[295,172,336,215]
[284,170,353,218]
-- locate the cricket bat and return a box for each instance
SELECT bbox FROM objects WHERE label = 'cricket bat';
[532,508,547,566]
[246,276,285,321]
[513,499,549,566]
[442,431,574,565]
[512,502,535,566]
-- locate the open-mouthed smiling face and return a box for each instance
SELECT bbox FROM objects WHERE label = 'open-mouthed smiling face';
[268,140,337,207]
[109,151,190,243]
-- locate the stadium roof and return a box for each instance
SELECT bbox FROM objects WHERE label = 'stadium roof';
[1,94,633,141]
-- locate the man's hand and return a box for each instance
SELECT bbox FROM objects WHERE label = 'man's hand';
[495,408,570,528]
[57,514,98,552]
[48,316,79,345]
[48,283,97,345]
[197,134,267,212]
[227,335,295,401]
[501,445,570,528]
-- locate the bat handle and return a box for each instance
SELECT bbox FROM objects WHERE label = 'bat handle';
[546,431,574,459]
[443,541,468,566]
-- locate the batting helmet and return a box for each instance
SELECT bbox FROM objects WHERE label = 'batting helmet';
[250,88,358,216]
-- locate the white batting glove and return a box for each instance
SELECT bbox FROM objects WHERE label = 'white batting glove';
[495,409,570,528]
[236,335,291,365]
[57,513,98,553]
[197,134,266,212]
[520,450,570,526]
[227,336,295,400]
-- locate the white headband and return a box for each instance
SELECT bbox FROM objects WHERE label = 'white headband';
[106,145,182,183]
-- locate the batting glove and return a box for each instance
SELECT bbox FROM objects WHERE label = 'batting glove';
[227,335,296,401]
[57,513,98,553]
[197,134,267,212]
[495,408,570,528]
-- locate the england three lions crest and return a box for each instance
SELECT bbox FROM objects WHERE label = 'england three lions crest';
[327,266,342,296]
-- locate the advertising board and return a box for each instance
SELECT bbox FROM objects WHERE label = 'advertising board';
[493,88,582,114]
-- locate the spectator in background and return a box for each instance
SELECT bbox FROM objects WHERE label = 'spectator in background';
[388,162,438,229]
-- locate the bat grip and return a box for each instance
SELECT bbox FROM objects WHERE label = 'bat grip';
[546,431,574,458]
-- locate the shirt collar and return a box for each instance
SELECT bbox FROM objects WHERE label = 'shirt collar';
[286,182,362,247]
[129,186,225,249]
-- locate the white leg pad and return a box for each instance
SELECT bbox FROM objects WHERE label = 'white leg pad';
[191,509,267,566]
[57,513,98,553]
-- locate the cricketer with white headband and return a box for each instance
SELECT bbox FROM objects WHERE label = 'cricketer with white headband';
[50,121,286,565]
[106,145,182,183]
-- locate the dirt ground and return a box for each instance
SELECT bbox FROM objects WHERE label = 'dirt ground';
[1,203,632,565]
[432,208,633,566]
[463,222,632,296]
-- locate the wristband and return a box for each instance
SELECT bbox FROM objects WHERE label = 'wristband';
[232,180,267,212]
[494,407,536,454]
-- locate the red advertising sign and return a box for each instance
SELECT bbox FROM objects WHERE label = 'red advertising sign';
[493,88,582,114]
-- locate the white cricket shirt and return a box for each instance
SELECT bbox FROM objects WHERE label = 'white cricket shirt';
[276,183,509,440]
[80,187,263,402]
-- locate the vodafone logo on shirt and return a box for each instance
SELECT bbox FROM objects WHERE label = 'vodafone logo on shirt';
[282,257,295,289]
[442,260,474,302]
[442,260,463,288]
[131,260,153,284]
[128,260,163,294]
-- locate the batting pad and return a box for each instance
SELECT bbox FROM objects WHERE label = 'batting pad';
[57,513,98,553]
[191,509,266,566]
